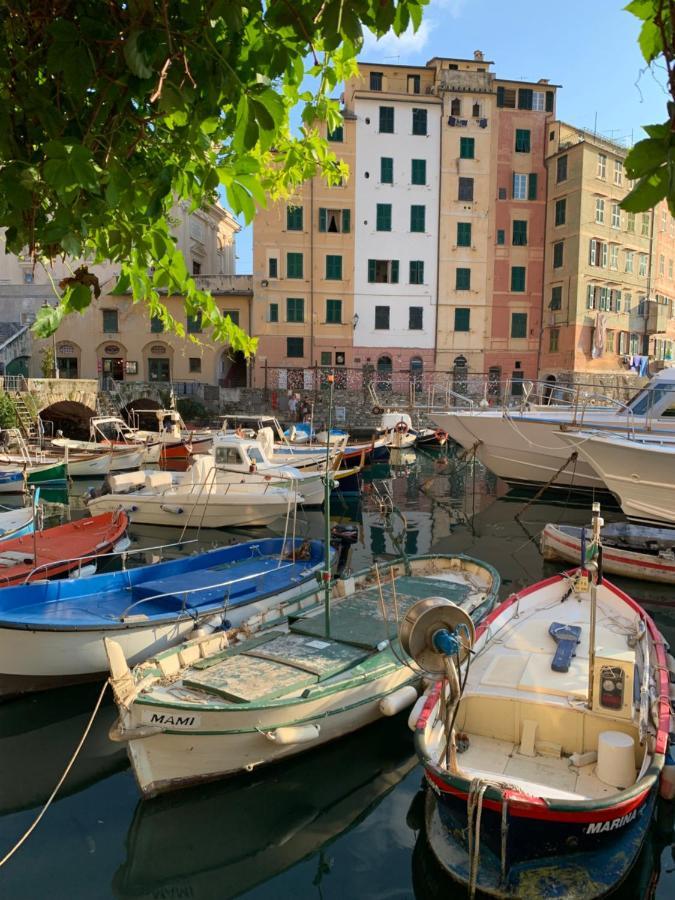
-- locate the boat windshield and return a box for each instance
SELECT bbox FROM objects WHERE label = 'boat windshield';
[247,447,265,464]
[626,384,675,417]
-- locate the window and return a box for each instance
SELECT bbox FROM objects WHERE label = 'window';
[368,259,399,283]
[639,253,648,277]
[549,328,559,352]
[515,129,531,153]
[327,124,343,142]
[412,108,427,135]
[287,337,304,358]
[611,203,620,229]
[409,306,423,329]
[553,241,564,268]
[625,250,634,273]
[460,137,475,159]
[286,297,304,323]
[555,198,566,226]
[586,284,596,309]
[411,159,426,185]
[659,254,665,276]
[287,205,303,231]
[189,357,202,373]
[511,312,528,338]
[409,260,424,284]
[626,212,635,233]
[326,299,342,324]
[321,352,332,366]
[641,213,650,236]
[662,208,668,231]
[376,203,392,231]
[326,255,342,280]
[379,106,394,133]
[499,187,507,200]
[669,258,673,279]
[450,98,461,116]
[513,173,527,200]
[472,102,481,117]
[102,309,118,333]
[610,244,619,269]
[532,91,545,111]
[268,257,278,278]
[410,205,425,232]
[407,74,420,94]
[496,229,505,245]
[606,330,615,352]
[556,155,567,183]
[375,306,390,329]
[595,198,605,224]
[287,252,303,278]
[601,242,608,267]
[380,157,393,184]
[619,331,629,354]
[550,285,562,309]
[518,88,533,109]
[458,177,474,201]
[512,220,528,246]
[268,303,278,323]
[456,268,471,290]
[597,153,607,178]
[629,332,640,355]
[319,208,350,233]
[496,86,516,108]
[148,358,170,382]
[614,158,623,185]
[528,173,538,200]
[150,316,163,333]
[187,312,202,333]
[370,71,383,91]
[457,222,472,247]
[511,266,526,292]
[454,308,470,331]
[23,271,33,284]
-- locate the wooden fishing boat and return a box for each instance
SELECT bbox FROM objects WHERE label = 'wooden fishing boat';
[105,553,500,797]
[0,537,330,698]
[406,507,672,898]
[0,505,35,543]
[0,509,128,589]
[113,716,417,900]
[415,427,448,449]
[541,522,675,585]
[52,439,146,474]
[0,459,67,494]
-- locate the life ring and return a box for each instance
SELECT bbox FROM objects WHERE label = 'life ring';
[395,421,409,434]
[434,429,447,443]
[371,405,384,415]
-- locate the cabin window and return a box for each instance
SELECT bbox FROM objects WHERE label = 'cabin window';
[247,447,265,464]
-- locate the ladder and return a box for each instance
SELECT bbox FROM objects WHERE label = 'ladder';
[12,393,39,442]
[97,378,124,417]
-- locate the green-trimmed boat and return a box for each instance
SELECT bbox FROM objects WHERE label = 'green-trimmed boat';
[106,554,500,797]
[0,459,67,493]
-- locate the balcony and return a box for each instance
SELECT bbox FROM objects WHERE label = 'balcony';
[438,70,493,94]
[193,274,253,295]
[646,300,670,334]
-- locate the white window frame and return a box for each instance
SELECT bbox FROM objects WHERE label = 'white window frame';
[639,253,648,277]
[611,203,620,229]
[532,91,545,111]
[613,158,623,186]
[625,250,634,274]
[597,153,607,178]
[601,242,608,267]
[595,198,605,224]
[669,259,673,279]
[609,245,619,270]
[513,173,527,200]
[660,254,665,276]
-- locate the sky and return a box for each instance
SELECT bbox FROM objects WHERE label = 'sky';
[234,0,667,274]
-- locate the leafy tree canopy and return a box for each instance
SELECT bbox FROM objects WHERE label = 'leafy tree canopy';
[622,1,675,215]
[0,0,427,350]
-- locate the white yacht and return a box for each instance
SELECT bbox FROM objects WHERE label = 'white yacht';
[430,368,675,489]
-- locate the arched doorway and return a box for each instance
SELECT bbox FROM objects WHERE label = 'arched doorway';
[410,356,423,394]
[542,374,556,405]
[56,341,80,379]
[122,398,163,430]
[452,355,468,397]
[97,341,127,384]
[144,342,173,383]
[219,350,247,388]
[6,356,29,377]
[40,401,97,441]
[376,355,392,392]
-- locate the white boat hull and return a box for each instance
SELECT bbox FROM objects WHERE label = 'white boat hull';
[120,668,416,796]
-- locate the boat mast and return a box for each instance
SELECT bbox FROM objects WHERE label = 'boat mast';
[587,501,603,709]
[323,374,334,638]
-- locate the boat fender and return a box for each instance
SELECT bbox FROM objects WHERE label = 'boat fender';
[376,639,390,652]
[379,685,419,717]
[264,724,321,745]
[408,694,427,731]
[160,505,184,515]
[569,750,598,768]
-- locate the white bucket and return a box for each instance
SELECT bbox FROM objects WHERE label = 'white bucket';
[597,731,636,789]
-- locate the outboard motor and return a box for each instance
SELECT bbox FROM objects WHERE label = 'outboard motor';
[330,523,359,576]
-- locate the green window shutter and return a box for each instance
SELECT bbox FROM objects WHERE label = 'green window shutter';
[150,316,163,333]
[269,303,279,323]
[512,220,527,246]
[342,209,350,233]
[368,259,376,282]
[496,229,505,245]
[410,205,425,232]
[411,158,426,185]
[460,137,475,159]
[527,173,537,200]
[515,129,530,153]
[286,298,304,322]
[380,157,393,183]
[545,91,554,112]
[326,255,342,280]
[456,268,471,290]
[496,86,505,107]
[327,125,343,142]
[318,208,327,232]
[511,313,527,338]
[555,198,566,226]
[326,299,342,323]
[287,252,303,278]
[268,257,278,278]
[409,260,424,284]
[391,260,399,283]
[454,308,470,331]
[457,222,472,246]
[518,88,533,110]
[287,205,303,230]
[511,266,526,292]
[550,286,562,310]
[376,204,392,231]
[379,106,394,133]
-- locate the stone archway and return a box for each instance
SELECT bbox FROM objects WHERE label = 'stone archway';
[218,350,247,388]
[122,398,163,430]
[39,400,97,441]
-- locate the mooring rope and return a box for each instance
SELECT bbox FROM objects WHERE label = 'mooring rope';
[0,680,109,869]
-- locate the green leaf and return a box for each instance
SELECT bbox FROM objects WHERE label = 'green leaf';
[638,18,662,63]
[643,122,670,139]
[32,304,65,338]
[620,167,669,212]
[123,31,153,79]
[624,137,667,178]
[61,233,82,256]
[111,272,131,295]
[63,283,92,312]
[624,0,655,21]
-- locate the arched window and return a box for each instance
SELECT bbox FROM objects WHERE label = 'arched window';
[376,355,392,392]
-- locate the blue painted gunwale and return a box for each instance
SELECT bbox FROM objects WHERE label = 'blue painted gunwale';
[0,538,331,632]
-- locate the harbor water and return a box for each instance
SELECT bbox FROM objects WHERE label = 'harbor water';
[0,447,673,899]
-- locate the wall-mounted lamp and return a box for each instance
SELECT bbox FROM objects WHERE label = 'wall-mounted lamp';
[352,313,359,329]
[260,279,269,288]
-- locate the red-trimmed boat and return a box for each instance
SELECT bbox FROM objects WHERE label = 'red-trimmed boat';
[403,508,673,898]
[0,510,129,587]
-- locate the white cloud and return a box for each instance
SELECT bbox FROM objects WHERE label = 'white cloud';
[362,20,432,62]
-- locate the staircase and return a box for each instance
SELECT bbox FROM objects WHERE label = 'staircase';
[12,392,39,441]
